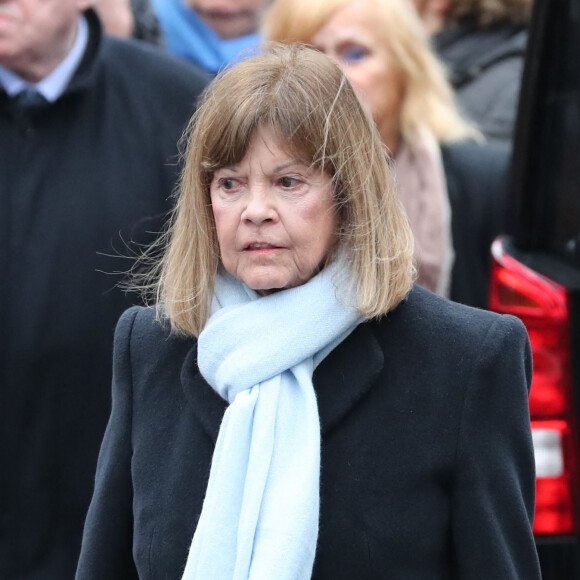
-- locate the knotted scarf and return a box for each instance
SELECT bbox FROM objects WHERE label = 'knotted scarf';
[181,263,363,579]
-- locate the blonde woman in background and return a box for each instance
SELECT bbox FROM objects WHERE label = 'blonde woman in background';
[264,0,512,309]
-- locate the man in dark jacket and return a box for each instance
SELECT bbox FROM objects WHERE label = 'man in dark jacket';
[414,0,532,142]
[0,1,207,578]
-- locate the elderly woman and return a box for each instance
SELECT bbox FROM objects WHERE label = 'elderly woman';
[263,0,512,309]
[76,44,539,579]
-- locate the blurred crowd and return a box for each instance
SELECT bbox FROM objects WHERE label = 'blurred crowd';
[0,0,533,577]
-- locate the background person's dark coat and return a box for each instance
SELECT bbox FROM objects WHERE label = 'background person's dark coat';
[0,11,207,579]
[130,0,165,46]
[444,140,511,309]
[76,286,541,579]
[435,20,527,142]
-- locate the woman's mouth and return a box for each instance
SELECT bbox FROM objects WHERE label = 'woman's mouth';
[244,242,283,253]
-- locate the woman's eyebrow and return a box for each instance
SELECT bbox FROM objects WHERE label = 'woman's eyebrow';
[215,165,240,173]
[272,160,304,173]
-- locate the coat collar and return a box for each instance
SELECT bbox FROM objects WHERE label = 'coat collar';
[180,321,385,443]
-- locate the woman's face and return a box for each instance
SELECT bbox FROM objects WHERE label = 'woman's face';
[311,0,405,152]
[210,126,338,295]
[187,0,271,39]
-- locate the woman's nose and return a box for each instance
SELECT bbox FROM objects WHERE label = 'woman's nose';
[241,188,278,224]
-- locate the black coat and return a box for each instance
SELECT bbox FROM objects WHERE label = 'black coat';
[444,140,511,310]
[435,20,527,142]
[77,286,541,579]
[0,11,207,579]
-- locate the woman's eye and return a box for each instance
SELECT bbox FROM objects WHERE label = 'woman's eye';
[278,176,300,188]
[219,177,237,190]
[341,46,367,64]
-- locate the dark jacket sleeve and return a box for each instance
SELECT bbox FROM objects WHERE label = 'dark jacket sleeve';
[75,307,141,579]
[452,314,540,578]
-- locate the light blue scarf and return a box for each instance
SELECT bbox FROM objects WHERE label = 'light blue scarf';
[152,0,262,74]
[182,262,363,579]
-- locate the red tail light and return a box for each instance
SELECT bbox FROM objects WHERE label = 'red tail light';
[490,238,580,535]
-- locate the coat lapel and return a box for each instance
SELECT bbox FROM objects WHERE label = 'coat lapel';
[180,346,227,444]
[180,320,384,442]
[314,321,384,435]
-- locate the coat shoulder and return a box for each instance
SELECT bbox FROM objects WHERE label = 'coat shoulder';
[114,306,195,368]
[116,304,169,338]
[101,35,209,95]
[373,286,528,349]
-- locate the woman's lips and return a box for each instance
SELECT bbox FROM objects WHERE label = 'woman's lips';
[243,242,283,254]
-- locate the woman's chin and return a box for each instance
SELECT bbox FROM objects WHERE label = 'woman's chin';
[245,277,289,296]
[255,288,280,297]
[238,269,317,295]
[246,278,286,296]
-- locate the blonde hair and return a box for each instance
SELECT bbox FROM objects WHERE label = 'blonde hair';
[144,43,414,337]
[263,0,479,146]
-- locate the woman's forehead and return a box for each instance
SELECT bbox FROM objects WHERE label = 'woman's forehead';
[219,141,316,176]
[210,124,313,165]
